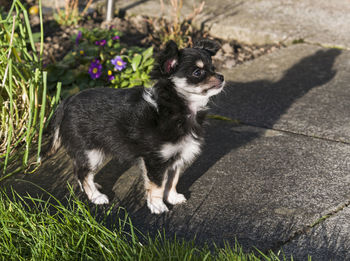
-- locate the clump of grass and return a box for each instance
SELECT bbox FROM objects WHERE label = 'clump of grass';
[0,186,291,260]
[0,187,136,260]
[54,0,93,26]
[0,0,61,177]
[149,0,205,48]
[292,38,305,44]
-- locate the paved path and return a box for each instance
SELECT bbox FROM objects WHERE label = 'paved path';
[5,1,350,260]
[210,44,350,259]
[116,0,350,49]
[113,2,350,258]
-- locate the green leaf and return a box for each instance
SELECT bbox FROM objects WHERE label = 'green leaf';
[61,71,76,85]
[131,80,142,86]
[143,58,154,67]
[31,32,41,43]
[141,73,149,81]
[121,81,129,88]
[131,54,142,72]
[75,72,89,85]
[124,68,133,74]
[142,47,153,64]
[61,85,80,98]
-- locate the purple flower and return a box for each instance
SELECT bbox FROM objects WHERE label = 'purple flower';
[75,31,82,45]
[111,56,126,71]
[112,35,120,40]
[88,59,102,79]
[100,39,106,46]
[95,40,107,46]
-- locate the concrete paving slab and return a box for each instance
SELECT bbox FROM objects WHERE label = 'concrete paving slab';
[116,0,350,48]
[118,120,350,255]
[282,206,350,260]
[211,44,350,143]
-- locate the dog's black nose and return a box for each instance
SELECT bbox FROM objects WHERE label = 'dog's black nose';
[216,74,224,82]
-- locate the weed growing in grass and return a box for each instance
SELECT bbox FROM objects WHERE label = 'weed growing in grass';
[0,0,61,177]
[0,187,291,260]
[47,28,154,98]
[54,0,93,26]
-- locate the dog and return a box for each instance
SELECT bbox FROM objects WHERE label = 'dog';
[43,39,225,214]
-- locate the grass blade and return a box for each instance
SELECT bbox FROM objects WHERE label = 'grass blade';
[3,59,13,173]
[37,71,47,161]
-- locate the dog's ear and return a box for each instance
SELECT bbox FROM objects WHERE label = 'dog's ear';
[160,40,179,74]
[151,40,179,79]
[194,39,220,56]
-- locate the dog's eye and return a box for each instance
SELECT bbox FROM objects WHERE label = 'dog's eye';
[192,68,203,78]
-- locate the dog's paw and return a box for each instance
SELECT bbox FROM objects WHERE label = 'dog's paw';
[94,182,102,189]
[167,191,187,205]
[91,193,109,205]
[147,198,169,214]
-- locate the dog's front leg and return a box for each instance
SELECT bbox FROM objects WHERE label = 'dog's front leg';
[164,167,186,205]
[145,180,169,214]
[140,158,169,214]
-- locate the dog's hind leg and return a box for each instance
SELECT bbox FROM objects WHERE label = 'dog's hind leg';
[165,167,186,205]
[81,171,109,204]
[74,150,109,205]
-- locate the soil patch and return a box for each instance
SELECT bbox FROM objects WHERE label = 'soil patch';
[26,4,284,69]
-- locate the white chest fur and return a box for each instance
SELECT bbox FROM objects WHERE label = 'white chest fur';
[160,134,202,168]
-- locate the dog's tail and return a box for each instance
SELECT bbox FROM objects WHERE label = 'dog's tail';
[40,97,70,160]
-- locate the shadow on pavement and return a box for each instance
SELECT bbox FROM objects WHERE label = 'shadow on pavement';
[179,48,341,195]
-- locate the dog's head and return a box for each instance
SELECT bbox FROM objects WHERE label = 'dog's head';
[151,40,225,101]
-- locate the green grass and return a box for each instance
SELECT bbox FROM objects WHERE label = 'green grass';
[0,0,61,177]
[291,39,305,44]
[207,114,241,124]
[0,187,291,261]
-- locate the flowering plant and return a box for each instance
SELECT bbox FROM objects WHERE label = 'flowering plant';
[47,28,154,98]
[111,56,127,71]
[88,59,102,79]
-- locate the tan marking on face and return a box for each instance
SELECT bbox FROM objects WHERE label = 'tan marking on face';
[202,75,221,87]
[196,60,204,68]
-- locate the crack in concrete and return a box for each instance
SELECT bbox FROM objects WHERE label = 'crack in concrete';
[268,199,350,254]
[208,114,350,145]
[265,126,350,146]
[302,40,350,51]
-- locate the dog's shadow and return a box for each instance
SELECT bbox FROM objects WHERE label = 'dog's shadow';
[179,48,341,195]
